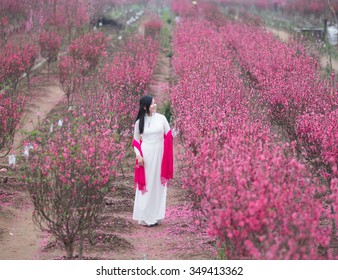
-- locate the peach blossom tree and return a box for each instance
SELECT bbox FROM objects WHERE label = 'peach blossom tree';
[22,109,124,259]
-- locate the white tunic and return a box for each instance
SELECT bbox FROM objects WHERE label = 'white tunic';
[133,113,170,225]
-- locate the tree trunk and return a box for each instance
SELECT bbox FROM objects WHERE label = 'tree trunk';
[47,62,50,80]
[78,230,85,259]
[64,241,74,259]
[54,0,57,27]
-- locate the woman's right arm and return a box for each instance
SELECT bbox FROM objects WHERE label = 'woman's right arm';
[134,121,143,165]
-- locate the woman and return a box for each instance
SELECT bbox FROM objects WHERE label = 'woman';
[132,95,173,227]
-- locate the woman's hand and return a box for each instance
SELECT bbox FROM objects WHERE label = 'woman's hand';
[136,155,144,166]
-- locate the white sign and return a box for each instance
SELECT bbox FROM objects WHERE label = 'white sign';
[327,25,338,45]
[8,154,16,165]
[23,143,34,157]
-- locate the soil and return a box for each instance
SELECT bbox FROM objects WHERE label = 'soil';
[12,71,65,154]
[265,26,290,42]
[0,47,217,260]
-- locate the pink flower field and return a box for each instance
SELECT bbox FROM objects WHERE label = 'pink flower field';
[1,0,338,262]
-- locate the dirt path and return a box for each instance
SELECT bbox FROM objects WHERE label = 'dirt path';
[105,50,216,260]
[0,198,40,260]
[91,47,214,260]
[12,71,65,155]
[148,52,170,105]
[265,26,290,42]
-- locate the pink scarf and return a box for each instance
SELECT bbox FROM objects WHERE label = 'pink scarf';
[161,130,173,185]
[132,130,174,194]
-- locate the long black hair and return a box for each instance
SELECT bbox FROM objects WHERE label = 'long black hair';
[135,95,153,134]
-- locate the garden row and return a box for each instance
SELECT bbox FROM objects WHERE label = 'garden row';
[170,0,337,259]
[222,22,338,197]
[1,0,163,259]
[0,0,96,157]
[22,25,161,259]
[0,0,147,158]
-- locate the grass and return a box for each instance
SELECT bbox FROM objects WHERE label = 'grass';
[160,8,174,57]
[159,100,173,124]
[260,10,297,31]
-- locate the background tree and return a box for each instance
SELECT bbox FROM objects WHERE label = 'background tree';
[0,89,25,157]
[59,55,89,107]
[39,30,62,78]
